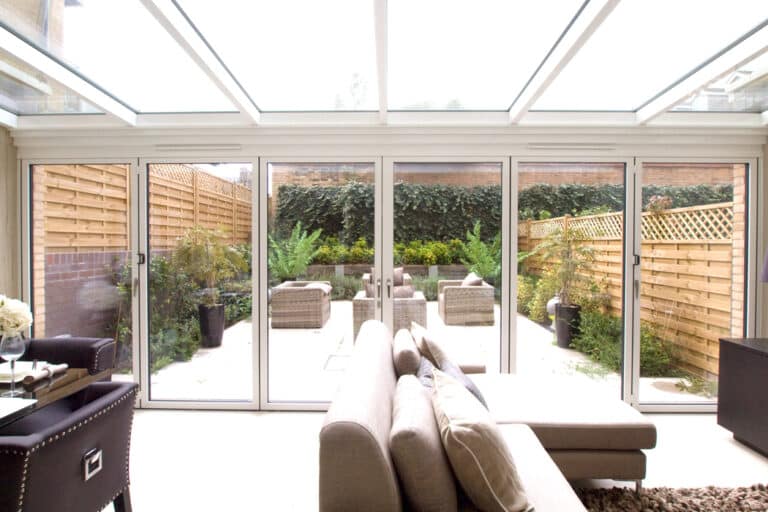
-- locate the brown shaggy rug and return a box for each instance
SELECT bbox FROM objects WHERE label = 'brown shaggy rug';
[576,484,768,511]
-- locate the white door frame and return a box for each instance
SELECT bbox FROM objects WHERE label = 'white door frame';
[138,157,260,410]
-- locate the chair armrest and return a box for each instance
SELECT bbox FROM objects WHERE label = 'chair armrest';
[438,280,463,294]
[24,337,116,375]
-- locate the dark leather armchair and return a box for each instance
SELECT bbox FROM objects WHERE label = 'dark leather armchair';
[21,337,116,376]
[0,381,138,512]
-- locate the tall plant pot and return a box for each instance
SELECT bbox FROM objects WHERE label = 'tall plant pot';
[554,304,581,349]
[198,304,225,348]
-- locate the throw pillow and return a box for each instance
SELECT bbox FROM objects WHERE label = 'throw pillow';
[410,322,436,365]
[431,370,533,512]
[416,356,436,388]
[394,267,404,286]
[393,329,420,377]
[390,375,458,512]
[393,285,415,298]
[365,282,375,298]
[422,334,488,409]
[462,272,484,287]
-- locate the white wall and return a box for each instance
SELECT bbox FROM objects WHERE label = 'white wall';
[0,128,18,296]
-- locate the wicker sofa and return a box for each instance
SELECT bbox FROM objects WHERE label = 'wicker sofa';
[352,272,426,339]
[438,279,495,325]
[271,280,332,328]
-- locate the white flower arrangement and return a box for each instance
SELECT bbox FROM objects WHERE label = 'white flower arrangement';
[0,295,33,337]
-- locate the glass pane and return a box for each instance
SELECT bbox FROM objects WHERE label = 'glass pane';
[267,162,375,402]
[177,0,378,111]
[0,0,236,112]
[533,0,768,111]
[0,47,101,114]
[671,52,768,113]
[147,163,253,401]
[389,0,583,110]
[516,163,625,401]
[393,162,503,373]
[30,164,133,381]
[639,163,747,404]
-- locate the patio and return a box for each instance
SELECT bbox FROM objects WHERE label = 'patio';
[148,300,712,404]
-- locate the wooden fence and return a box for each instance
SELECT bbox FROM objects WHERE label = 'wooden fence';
[519,202,740,378]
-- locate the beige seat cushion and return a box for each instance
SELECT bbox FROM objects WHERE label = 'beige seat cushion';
[432,370,532,512]
[390,375,458,512]
[393,329,420,376]
[470,374,657,450]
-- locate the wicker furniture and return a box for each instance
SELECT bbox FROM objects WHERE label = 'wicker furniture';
[438,279,495,325]
[352,273,426,339]
[271,280,332,328]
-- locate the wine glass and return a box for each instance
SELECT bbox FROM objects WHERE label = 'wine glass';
[0,335,26,397]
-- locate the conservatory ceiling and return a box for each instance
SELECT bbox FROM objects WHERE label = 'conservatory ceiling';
[0,0,767,130]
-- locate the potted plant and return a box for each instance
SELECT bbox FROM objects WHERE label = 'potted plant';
[268,221,322,283]
[173,226,247,348]
[530,219,594,348]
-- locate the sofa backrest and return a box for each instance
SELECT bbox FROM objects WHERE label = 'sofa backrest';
[319,320,402,512]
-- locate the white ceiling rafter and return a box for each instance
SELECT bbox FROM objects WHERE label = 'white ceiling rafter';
[0,26,136,125]
[373,0,388,124]
[140,0,261,124]
[0,108,18,129]
[761,110,768,126]
[508,0,620,124]
[637,26,768,125]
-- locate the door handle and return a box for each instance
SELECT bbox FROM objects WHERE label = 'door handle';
[376,278,382,299]
[386,278,392,299]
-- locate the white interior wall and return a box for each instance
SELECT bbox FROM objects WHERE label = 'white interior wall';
[0,128,18,296]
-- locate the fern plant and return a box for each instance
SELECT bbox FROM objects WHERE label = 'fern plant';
[268,221,323,282]
[460,221,501,281]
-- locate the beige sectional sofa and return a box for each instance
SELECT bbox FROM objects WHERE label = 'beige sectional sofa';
[319,321,657,511]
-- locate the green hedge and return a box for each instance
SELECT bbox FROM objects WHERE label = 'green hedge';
[276,183,733,240]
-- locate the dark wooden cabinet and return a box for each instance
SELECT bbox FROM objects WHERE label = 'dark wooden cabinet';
[718,338,768,456]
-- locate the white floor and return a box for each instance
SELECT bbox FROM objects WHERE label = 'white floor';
[103,409,768,511]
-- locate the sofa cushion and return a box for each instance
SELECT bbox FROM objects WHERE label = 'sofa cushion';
[432,370,532,512]
[462,272,483,286]
[390,375,458,512]
[416,356,436,388]
[393,329,420,377]
[470,374,657,450]
[423,334,487,408]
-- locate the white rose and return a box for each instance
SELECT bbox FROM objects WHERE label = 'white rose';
[0,297,33,337]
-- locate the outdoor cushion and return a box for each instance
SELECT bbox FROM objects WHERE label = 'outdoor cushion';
[393,285,415,298]
[470,374,657,450]
[461,272,484,286]
[393,329,420,377]
[432,370,532,512]
[394,267,404,286]
[390,375,458,512]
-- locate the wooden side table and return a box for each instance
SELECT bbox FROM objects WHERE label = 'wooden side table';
[718,338,768,456]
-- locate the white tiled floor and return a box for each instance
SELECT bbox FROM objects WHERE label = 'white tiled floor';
[104,409,768,511]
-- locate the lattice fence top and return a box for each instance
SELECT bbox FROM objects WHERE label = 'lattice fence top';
[150,164,194,186]
[522,202,733,242]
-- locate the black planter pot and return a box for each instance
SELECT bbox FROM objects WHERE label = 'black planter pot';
[554,304,581,349]
[198,304,225,348]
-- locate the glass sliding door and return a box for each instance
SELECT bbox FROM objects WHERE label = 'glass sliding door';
[29,163,134,381]
[144,162,254,402]
[515,161,627,401]
[387,159,507,374]
[636,161,749,405]
[262,159,378,404]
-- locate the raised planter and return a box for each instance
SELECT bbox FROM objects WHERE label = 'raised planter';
[198,304,225,348]
[554,304,581,349]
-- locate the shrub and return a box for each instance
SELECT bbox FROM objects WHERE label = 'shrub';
[411,275,440,301]
[268,221,323,281]
[461,221,501,281]
[346,238,374,264]
[516,274,538,315]
[528,269,559,324]
[306,273,362,300]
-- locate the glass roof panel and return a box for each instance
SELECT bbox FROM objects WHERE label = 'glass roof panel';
[671,51,768,113]
[0,47,101,115]
[177,0,378,111]
[0,0,236,113]
[388,0,583,111]
[533,0,768,111]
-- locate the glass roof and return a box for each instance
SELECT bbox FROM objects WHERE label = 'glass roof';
[0,0,766,124]
[0,46,100,115]
[177,0,378,112]
[671,51,768,113]
[388,0,583,110]
[0,0,236,113]
[532,0,768,111]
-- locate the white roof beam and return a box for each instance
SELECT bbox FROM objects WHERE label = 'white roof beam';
[509,0,619,124]
[761,110,768,125]
[374,0,388,124]
[637,26,768,125]
[0,27,136,125]
[0,108,18,129]
[141,0,261,124]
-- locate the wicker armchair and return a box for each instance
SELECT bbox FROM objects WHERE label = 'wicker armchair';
[352,273,426,340]
[438,279,495,326]
[271,281,332,328]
